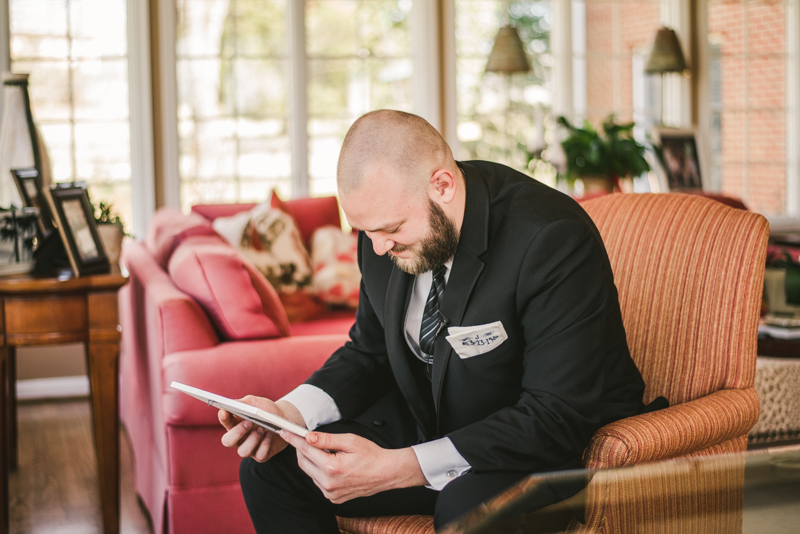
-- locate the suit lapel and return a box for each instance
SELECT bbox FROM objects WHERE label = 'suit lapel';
[431,163,491,417]
[384,265,438,437]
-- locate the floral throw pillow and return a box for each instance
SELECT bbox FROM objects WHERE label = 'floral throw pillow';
[213,202,312,293]
[310,226,360,308]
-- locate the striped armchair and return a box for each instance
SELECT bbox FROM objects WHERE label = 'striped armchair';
[579,193,769,533]
[338,193,769,534]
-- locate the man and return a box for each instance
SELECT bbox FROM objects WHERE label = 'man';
[220,110,649,532]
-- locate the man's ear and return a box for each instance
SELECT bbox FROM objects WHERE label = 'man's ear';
[429,168,457,203]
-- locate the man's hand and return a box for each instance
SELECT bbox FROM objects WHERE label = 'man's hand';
[280,430,427,504]
[218,396,305,463]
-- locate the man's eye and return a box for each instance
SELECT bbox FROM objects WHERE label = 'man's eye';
[387,227,400,234]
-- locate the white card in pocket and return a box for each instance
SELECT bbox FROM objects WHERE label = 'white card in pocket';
[446,321,508,359]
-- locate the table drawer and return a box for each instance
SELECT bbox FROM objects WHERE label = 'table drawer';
[3,295,87,345]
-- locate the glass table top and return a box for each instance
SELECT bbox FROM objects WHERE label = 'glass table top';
[442,444,800,534]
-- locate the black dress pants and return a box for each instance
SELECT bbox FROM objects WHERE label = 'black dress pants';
[238,421,575,533]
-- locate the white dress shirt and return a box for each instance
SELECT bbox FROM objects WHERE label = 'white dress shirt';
[279,258,471,491]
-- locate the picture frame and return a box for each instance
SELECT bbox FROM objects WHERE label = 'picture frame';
[10,167,53,233]
[650,128,703,192]
[45,183,110,277]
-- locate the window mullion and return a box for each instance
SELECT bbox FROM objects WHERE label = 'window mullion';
[127,0,156,238]
[787,0,800,217]
[155,0,180,208]
[288,0,308,199]
[0,0,10,125]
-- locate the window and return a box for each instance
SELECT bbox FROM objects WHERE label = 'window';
[176,0,291,207]
[582,0,660,126]
[306,0,413,197]
[176,0,415,209]
[707,0,788,215]
[9,0,133,227]
[453,0,552,177]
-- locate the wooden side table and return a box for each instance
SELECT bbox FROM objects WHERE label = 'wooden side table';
[0,271,127,534]
[757,336,800,359]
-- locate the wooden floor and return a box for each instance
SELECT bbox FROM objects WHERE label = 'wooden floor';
[8,399,152,534]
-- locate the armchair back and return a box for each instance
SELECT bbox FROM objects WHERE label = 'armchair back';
[582,193,769,405]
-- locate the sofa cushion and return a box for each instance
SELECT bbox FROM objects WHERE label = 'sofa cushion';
[212,202,313,293]
[168,236,291,340]
[310,226,360,309]
[145,207,217,268]
[192,190,342,248]
[275,193,342,248]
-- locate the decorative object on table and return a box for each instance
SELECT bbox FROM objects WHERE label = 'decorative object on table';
[650,127,703,191]
[0,73,52,208]
[92,200,125,265]
[644,27,690,125]
[0,206,38,275]
[763,251,800,319]
[10,167,53,233]
[557,114,651,195]
[44,182,110,277]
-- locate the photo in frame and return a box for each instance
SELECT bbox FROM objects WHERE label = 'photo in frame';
[651,128,703,191]
[11,167,53,233]
[45,183,110,277]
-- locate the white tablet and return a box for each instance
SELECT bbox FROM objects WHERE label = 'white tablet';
[171,381,309,438]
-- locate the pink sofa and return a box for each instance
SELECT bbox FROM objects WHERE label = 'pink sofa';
[119,197,355,534]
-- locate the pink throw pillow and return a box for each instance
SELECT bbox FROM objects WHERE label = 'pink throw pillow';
[168,237,291,340]
[146,208,217,268]
[310,226,360,308]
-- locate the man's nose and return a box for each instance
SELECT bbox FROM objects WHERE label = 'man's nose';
[367,232,394,256]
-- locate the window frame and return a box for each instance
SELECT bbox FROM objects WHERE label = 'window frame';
[6,0,797,235]
[696,0,800,229]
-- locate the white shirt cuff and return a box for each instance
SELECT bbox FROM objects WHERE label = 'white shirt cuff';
[411,438,472,491]
[278,384,342,431]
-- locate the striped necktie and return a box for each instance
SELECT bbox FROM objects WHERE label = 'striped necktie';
[418,265,447,362]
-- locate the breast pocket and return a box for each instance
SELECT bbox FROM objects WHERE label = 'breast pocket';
[457,339,517,370]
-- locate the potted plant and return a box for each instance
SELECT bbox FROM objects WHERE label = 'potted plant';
[557,115,651,194]
[93,200,125,265]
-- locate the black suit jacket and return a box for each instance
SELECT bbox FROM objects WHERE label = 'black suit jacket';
[306,161,646,474]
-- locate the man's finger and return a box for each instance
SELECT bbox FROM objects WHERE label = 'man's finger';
[295,446,328,485]
[306,431,356,452]
[280,429,307,450]
[218,409,240,430]
[253,432,273,462]
[221,420,252,447]
[237,425,265,458]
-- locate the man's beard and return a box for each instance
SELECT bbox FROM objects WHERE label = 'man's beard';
[389,199,460,275]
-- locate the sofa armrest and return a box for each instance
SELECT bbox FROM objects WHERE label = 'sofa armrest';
[162,334,349,425]
[583,387,760,469]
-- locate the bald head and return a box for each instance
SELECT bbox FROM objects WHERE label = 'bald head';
[337,110,454,197]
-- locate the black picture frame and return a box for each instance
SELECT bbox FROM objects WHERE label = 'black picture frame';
[11,167,53,233]
[45,183,110,277]
[653,128,703,191]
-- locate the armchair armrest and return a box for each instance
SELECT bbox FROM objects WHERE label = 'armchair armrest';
[583,387,760,469]
[162,334,349,426]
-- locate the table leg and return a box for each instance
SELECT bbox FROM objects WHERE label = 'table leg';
[6,347,16,470]
[87,340,120,534]
[1,345,8,534]
[87,291,121,534]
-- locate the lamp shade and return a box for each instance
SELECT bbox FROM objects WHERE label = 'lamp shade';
[644,27,688,74]
[486,25,531,74]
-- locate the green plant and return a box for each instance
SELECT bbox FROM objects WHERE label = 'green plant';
[557,115,651,183]
[93,200,123,227]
